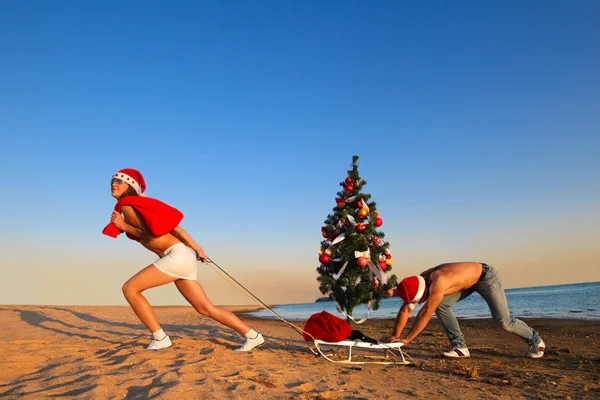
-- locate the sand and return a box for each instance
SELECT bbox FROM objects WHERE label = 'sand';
[0,305,598,399]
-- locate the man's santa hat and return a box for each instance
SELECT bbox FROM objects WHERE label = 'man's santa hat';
[397,275,426,310]
[112,168,146,195]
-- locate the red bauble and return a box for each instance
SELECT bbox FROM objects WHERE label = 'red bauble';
[372,237,379,246]
[375,217,383,227]
[355,224,366,233]
[345,177,353,185]
[345,184,354,192]
[319,254,330,264]
[379,260,387,271]
[357,208,368,219]
[387,288,395,297]
[373,278,379,288]
[357,257,368,268]
[386,253,392,260]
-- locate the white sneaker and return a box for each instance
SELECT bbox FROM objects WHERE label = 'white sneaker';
[527,339,545,359]
[443,347,470,358]
[147,335,173,350]
[234,333,265,352]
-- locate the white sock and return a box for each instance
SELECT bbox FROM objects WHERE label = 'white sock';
[152,329,167,340]
[244,329,258,339]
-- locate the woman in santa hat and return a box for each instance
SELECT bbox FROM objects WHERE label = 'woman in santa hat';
[104,168,264,351]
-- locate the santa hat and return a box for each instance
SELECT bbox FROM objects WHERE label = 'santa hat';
[112,168,146,195]
[397,275,426,310]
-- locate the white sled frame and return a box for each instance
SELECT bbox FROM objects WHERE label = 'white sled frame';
[310,340,411,365]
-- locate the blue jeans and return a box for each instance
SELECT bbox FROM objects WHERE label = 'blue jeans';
[434,264,542,349]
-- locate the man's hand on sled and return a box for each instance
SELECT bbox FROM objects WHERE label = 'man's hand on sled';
[379,335,404,344]
[398,337,410,345]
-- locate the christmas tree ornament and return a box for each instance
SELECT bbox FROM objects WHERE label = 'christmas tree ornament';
[319,253,330,264]
[357,257,368,268]
[375,211,380,218]
[386,252,392,259]
[344,184,354,192]
[321,227,328,238]
[357,208,368,219]
[375,217,383,227]
[345,177,353,185]
[387,288,394,297]
[357,200,363,208]
[379,260,387,271]
[335,197,346,208]
[386,258,393,266]
[373,278,379,288]
[355,224,366,233]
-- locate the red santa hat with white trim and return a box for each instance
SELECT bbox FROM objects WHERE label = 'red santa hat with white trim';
[112,168,146,195]
[397,275,426,310]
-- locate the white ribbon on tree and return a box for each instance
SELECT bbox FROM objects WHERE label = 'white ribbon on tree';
[367,260,388,284]
[333,260,348,280]
[354,249,370,259]
[330,293,371,324]
[330,233,346,246]
[326,233,346,254]
[359,198,370,212]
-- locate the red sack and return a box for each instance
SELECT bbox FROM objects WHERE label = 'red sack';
[302,311,351,342]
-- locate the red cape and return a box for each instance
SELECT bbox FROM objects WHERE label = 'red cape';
[102,196,184,240]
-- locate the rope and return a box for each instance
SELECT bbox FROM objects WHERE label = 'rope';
[203,258,315,340]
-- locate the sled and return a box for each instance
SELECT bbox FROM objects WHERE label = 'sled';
[309,339,411,365]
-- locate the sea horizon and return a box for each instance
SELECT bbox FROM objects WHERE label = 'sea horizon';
[246,281,600,321]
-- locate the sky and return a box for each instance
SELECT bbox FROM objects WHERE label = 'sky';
[1,1,599,307]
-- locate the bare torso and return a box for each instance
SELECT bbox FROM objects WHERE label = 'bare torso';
[122,205,181,257]
[421,262,483,299]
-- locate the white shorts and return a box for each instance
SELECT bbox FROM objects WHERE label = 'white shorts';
[153,243,198,280]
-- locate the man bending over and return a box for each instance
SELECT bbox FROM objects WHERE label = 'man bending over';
[383,262,545,358]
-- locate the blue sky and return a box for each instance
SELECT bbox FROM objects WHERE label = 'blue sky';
[1,1,598,306]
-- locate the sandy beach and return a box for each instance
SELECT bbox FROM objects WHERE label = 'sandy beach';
[0,305,597,399]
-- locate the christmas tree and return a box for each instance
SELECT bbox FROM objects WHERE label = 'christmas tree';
[317,155,398,322]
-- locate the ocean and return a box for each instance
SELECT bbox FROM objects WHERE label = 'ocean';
[246,281,600,321]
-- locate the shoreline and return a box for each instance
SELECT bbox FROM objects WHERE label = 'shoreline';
[2,303,597,321]
[0,305,597,399]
